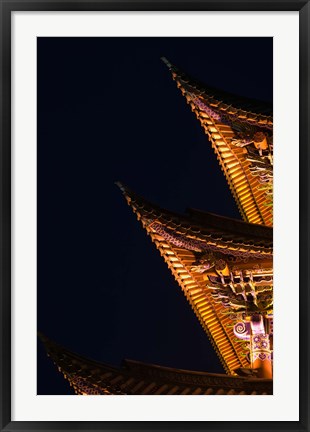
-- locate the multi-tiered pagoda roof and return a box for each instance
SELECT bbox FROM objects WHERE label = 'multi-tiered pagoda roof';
[40,57,273,394]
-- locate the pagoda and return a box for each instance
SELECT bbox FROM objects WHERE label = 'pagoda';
[40,58,273,394]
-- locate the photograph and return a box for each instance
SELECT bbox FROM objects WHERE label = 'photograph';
[37,36,273,396]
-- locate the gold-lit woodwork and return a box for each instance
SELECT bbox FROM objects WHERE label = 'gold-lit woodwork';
[117,184,273,375]
[41,56,274,392]
[162,57,273,227]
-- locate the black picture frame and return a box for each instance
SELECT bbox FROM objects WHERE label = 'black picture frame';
[1,1,308,431]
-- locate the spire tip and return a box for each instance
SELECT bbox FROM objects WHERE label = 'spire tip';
[115,181,126,193]
[161,56,172,68]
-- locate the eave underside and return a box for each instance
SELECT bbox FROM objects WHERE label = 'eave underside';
[191,111,273,226]
[142,220,250,374]
[119,186,273,374]
[165,63,273,227]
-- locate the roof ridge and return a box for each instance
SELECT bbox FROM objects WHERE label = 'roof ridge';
[116,182,272,243]
[161,56,273,116]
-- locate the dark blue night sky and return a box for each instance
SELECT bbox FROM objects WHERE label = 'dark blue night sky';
[37,37,272,394]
